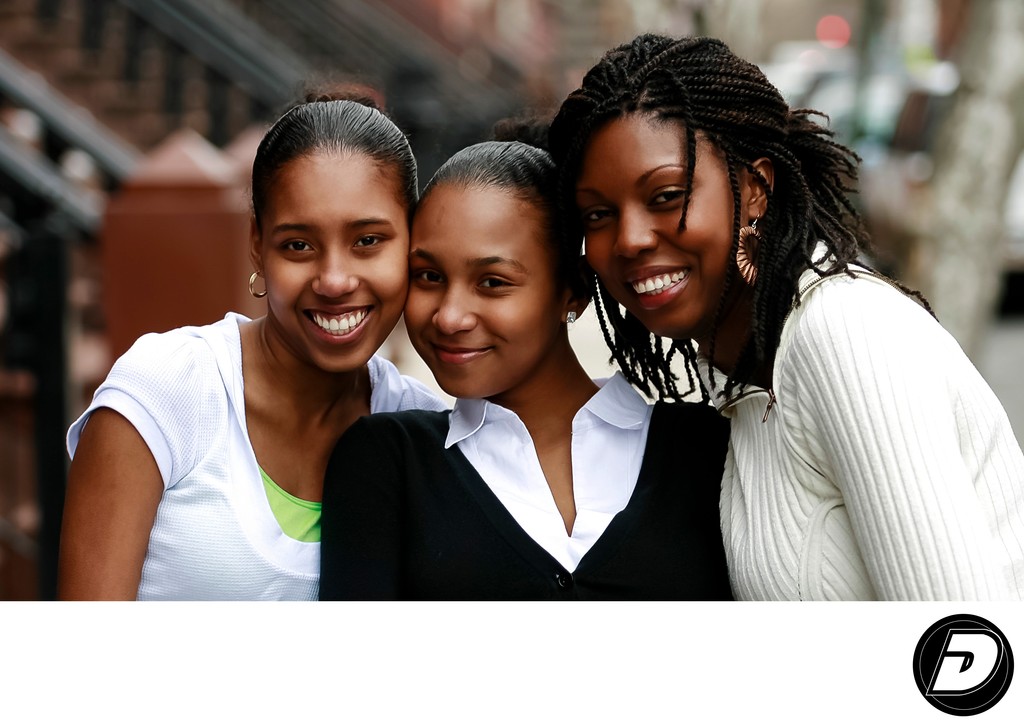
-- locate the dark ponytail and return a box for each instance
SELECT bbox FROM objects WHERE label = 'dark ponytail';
[420,116,588,301]
[252,86,417,229]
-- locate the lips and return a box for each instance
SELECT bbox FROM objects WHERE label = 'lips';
[630,269,689,295]
[431,343,493,365]
[625,267,690,311]
[306,307,371,339]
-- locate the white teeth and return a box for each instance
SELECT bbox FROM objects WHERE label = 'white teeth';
[313,310,367,336]
[632,271,687,295]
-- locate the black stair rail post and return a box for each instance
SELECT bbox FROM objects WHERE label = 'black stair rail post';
[124,10,148,87]
[36,0,63,25]
[205,66,230,146]
[81,0,108,54]
[163,38,185,128]
[9,214,70,600]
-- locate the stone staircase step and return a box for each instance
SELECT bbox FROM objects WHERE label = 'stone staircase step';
[0,0,41,18]
[101,109,172,150]
[0,14,38,45]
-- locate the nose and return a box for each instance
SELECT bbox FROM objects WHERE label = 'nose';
[433,287,476,335]
[312,254,359,298]
[614,208,659,258]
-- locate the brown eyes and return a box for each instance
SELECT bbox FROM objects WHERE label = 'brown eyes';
[651,189,686,205]
[580,188,687,225]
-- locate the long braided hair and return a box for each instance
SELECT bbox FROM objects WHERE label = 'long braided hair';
[550,34,921,401]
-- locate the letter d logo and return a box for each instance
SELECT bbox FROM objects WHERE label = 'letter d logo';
[914,615,1014,716]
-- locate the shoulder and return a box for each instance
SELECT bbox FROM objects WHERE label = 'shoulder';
[645,401,729,480]
[795,271,935,338]
[773,272,973,457]
[653,399,727,426]
[98,322,234,414]
[109,315,242,386]
[339,409,451,451]
[650,400,729,445]
[368,355,447,413]
[328,410,452,484]
[66,318,240,483]
[779,271,956,378]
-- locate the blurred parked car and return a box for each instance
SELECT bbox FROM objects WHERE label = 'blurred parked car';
[854,78,957,276]
[852,66,1024,300]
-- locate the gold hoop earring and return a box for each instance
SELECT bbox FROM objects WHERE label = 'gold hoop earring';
[736,218,761,286]
[248,271,267,298]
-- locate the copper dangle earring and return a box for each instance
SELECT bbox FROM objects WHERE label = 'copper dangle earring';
[736,217,762,287]
[248,271,267,298]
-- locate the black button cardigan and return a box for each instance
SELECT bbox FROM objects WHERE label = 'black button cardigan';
[319,401,732,600]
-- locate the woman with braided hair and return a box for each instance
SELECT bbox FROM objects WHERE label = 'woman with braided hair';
[548,33,1024,600]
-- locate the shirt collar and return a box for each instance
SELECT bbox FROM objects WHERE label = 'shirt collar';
[695,353,733,412]
[444,372,649,449]
[446,397,489,449]
[366,355,404,413]
[583,372,650,429]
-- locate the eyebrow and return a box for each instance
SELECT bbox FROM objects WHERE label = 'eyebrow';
[637,163,687,186]
[410,249,528,274]
[474,256,528,274]
[576,163,687,195]
[271,217,395,234]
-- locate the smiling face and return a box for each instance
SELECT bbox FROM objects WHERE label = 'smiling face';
[250,151,410,374]
[405,183,576,403]
[575,113,768,351]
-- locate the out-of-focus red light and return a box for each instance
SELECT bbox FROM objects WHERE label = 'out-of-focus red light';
[816,15,851,49]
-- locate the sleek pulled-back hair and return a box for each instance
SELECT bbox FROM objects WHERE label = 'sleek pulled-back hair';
[549,34,923,401]
[252,91,418,229]
[422,124,588,301]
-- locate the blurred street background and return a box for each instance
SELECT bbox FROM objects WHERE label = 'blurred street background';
[0,0,1021,599]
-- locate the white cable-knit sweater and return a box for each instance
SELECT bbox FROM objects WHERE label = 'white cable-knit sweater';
[702,251,1024,600]
[66,313,446,600]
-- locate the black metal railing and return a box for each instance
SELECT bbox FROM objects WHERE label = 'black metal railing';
[0,46,140,185]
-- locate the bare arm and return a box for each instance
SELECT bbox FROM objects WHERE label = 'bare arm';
[58,408,164,600]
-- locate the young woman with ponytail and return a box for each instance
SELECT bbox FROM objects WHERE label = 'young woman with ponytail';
[60,91,445,600]
[548,34,1024,600]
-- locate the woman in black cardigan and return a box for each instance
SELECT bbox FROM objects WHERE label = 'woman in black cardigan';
[319,126,732,600]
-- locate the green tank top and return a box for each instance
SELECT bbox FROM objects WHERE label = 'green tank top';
[260,467,321,543]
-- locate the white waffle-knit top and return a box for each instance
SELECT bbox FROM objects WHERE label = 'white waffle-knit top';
[66,312,446,600]
[701,244,1024,601]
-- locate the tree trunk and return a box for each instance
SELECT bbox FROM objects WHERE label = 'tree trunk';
[910,0,1024,358]
[702,0,765,60]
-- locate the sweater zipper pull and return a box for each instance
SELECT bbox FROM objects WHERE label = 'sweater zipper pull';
[762,389,776,423]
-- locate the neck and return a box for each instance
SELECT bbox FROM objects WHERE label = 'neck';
[696,283,764,385]
[245,317,369,421]
[487,338,598,444]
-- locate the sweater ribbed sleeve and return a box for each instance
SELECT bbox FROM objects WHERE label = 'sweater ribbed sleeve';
[780,275,1024,599]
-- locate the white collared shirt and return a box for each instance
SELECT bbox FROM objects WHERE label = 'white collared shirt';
[445,372,654,572]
